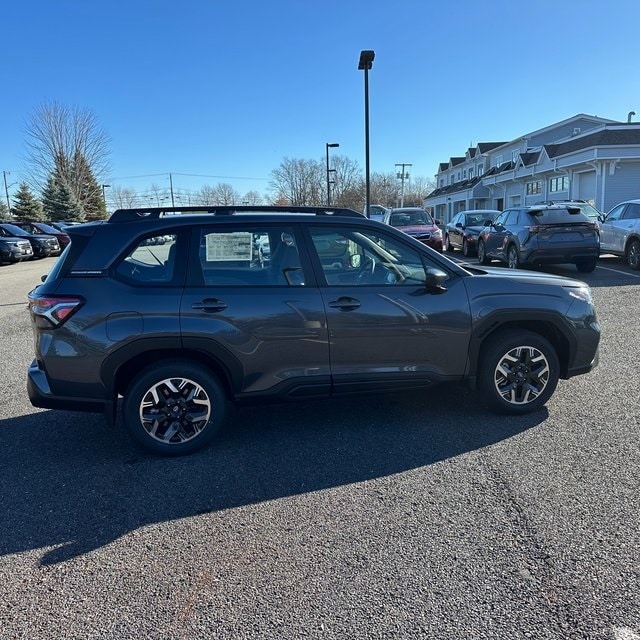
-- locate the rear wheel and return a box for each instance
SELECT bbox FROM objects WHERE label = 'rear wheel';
[576,258,597,273]
[477,239,490,265]
[626,238,640,270]
[507,245,520,269]
[478,330,559,414]
[123,360,227,456]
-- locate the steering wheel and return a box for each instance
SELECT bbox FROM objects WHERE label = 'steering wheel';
[356,256,376,284]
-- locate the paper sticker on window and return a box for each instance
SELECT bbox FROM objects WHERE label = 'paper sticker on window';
[205,232,253,261]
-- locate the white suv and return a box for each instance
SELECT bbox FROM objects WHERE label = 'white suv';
[599,199,640,269]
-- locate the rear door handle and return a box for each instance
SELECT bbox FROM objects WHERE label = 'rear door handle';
[192,298,228,312]
[328,297,361,311]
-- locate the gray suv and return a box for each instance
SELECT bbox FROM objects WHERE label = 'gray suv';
[599,199,640,269]
[477,204,600,272]
[27,206,600,455]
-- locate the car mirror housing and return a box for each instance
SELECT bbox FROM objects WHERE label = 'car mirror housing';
[425,267,448,292]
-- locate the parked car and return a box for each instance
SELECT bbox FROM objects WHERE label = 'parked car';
[0,223,61,259]
[382,207,443,252]
[477,205,600,272]
[364,204,390,223]
[13,221,71,249]
[445,209,501,256]
[0,234,33,264]
[27,205,599,456]
[598,199,640,269]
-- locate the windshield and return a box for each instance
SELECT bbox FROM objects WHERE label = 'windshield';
[390,211,433,226]
[1,224,29,237]
[35,223,62,234]
[575,203,601,218]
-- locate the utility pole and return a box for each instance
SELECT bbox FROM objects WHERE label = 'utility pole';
[395,163,412,207]
[169,173,175,208]
[3,171,12,214]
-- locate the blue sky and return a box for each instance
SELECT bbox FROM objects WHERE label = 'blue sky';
[2,0,639,203]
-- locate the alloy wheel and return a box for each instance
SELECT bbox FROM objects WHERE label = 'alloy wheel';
[139,377,212,444]
[493,345,550,406]
[627,239,640,270]
[508,246,519,269]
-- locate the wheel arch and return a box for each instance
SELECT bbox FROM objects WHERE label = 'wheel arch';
[468,317,572,382]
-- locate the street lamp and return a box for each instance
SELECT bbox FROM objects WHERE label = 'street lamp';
[101,184,111,206]
[358,50,375,218]
[326,142,339,206]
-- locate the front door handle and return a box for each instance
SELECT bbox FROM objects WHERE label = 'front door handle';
[192,298,228,312]
[328,296,361,311]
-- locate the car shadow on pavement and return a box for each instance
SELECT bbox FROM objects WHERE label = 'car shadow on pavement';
[0,385,547,566]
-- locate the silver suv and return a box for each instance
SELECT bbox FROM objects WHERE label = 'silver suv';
[599,199,640,269]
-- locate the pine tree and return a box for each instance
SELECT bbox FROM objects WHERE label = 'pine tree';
[51,181,84,222]
[73,151,107,220]
[41,174,59,220]
[11,182,44,221]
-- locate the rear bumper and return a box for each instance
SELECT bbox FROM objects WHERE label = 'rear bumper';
[523,247,599,265]
[27,359,106,414]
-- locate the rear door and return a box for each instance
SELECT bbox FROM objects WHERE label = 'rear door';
[180,223,330,398]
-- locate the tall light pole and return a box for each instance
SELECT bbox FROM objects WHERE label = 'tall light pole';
[3,170,13,213]
[325,142,339,206]
[358,50,375,218]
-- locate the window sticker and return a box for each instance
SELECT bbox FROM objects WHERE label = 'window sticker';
[205,232,253,261]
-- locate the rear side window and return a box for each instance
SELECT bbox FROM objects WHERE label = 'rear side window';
[115,234,178,284]
[192,226,304,286]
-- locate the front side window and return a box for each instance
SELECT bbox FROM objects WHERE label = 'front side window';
[194,226,303,286]
[309,227,437,287]
[605,204,626,222]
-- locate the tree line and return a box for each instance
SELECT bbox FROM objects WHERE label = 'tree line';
[2,101,435,222]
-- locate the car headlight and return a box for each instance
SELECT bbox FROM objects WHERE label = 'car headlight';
[432,229,443,238]
[567,286,593,304]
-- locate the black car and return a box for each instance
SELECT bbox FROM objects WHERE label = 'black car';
[445,209,501,256]
[477,205,600,272]
[27,206,600,455]
[14,221,71,250]
[0,222,61,259]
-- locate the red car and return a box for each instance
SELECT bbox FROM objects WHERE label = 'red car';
[383,207,443,252]
[14,221,71,250]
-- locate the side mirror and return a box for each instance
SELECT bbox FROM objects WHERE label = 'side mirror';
[425,267,448,292]
[455,222,463,228]
[40,274,48,283]
[483,219,493,226]
[350,254,362,269]
[434,218,441,225]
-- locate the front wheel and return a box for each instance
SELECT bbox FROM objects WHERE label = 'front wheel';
[477,239,490,265]
[462,239,471,257]
[123,361,227,455]
[626,238,640,270]
[478,330,559,414]
[445,234,454,252]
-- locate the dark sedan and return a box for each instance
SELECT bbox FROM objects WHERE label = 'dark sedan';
[445,209,500,256]
[13,221,71,250]
[0,223,61,259]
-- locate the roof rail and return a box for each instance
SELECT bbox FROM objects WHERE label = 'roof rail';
[108,205,365,223]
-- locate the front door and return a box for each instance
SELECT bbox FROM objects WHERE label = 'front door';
[306,225,471,392]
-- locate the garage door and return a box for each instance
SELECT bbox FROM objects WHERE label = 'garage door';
[575,171,596,203]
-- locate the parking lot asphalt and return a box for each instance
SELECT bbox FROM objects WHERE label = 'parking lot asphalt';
[0,257,638,640]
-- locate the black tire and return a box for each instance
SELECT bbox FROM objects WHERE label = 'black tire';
[626,238,640,270]
[445,234,454,253]
[123,360,227,456]
[478,330,560,414]
[576,258,597,273]
[477,239,490,265]
[507,244,520,269]
[462,239,471,257]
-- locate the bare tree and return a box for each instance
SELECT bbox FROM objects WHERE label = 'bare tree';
[331,156,362,208]
[213,183,239,205]
[196,185,217,205]
[24,101,110,201]
[269,158,324,206]
[242,190,263,205]
[111,186,139,209]
[402,176,437,207]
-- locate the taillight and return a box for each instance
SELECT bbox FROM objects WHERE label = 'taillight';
[28,293,84,327]
[527,225,540,233]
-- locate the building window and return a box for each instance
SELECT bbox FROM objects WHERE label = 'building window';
[457,172,461,180]
[526,181,542,195]
[477,163,484,176]
[511,150,519,163]
[450,175,455,185]
[549,176,569,192]
[440,179,444,187]
[463,169,467,179]
[469,168,474,179]
[495,155,503,168]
